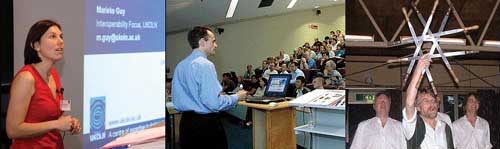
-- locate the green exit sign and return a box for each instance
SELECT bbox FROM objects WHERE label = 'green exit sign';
[355,94,375,103]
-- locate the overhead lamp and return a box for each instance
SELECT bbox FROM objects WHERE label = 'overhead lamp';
[439,38,466,46]
[345,35,374,42]
[226,0,238,18]
[287,0,297,8]
[482,40,500,48]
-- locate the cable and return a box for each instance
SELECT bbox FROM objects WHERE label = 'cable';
[302,108,306,148]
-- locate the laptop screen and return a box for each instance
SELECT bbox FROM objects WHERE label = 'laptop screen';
[264,74,291,97]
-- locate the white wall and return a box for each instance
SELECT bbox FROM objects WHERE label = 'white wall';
[167,4,346,78]
[14,0,84,147]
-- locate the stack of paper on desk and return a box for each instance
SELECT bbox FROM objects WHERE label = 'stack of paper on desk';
[101,126,165,149]
[289,89,345,109]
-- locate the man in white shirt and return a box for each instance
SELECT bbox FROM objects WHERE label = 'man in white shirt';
[262,63,278,80]
[351,92,406,149]
[403,54,454,149]
[279,50,290,63]
[312,77,324,89]
[279,63,289,74]
[453,93,492,149]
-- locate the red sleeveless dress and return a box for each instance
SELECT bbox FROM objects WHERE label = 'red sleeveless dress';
[10,65,64,149]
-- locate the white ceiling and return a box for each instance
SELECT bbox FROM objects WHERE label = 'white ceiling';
[167,0,345,33]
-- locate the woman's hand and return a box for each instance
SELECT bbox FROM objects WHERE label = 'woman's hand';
[70,117,81,135]
[56,115,73,131]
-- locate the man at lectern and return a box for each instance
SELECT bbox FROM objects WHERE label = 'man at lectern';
[350,92,406,149]
[171,26,247,149]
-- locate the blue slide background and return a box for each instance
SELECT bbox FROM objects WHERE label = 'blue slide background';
[84,0,165,54]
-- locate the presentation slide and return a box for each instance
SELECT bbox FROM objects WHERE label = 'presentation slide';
[82,0,165,148]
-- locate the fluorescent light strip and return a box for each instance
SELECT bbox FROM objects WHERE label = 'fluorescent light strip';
[226,0,238,18]
[287,0,297,8]
[439,38,466,46]
[345,35,374,42]
[483,40,500,47]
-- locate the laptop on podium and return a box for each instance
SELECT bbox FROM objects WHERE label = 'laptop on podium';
[245,74,292,104]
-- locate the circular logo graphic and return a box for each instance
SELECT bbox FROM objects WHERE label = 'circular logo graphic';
[90,98,105,131]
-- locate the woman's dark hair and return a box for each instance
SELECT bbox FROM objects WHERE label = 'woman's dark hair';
[24,20,61,65]
[463,93,480,111]
[187,26,213,49]
[259,77,268,88]
[222,72,231,78]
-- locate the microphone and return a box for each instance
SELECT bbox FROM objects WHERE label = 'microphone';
[56,88,65,94]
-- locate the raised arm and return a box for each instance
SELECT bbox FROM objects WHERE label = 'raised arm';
[405,54,430,119]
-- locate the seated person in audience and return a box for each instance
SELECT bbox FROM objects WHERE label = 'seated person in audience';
[315,48,323,60]
[307,48,317,61]
[312,77,324,90]
[310,45,319,53]
[453,93,492,149]
[253,77,268,97]
[330,30,336,39]
[263,63,278,80]
[305,51,317,69]
[230,71,239,86]
[313,38,323,47]
[274,56,281,65]
[323,40,330,48]
[336,44,345,58]
[295,47,304,60]
[302,42,310,49]
[331,38,338,50]
[328,46,336,58]
[290,62,305,84]
[323,60,343,88]
[279,50,290,63]
[243,64,255,79]
[296,53,309,70]
[338,35,345,45]
[294,76,311,97]
[221,72,236,93]
[336,30,344,39]
[279,63,289,74]
[232,75,244,93]
[255,60,268,78]
[243,75,259,95]
[319,54,329,72]
[240,75,267,127]
[267,57,275,65]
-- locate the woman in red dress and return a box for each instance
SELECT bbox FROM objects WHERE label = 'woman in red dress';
[6,20,81,148]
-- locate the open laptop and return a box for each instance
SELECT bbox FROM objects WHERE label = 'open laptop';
[245,74,292,104]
